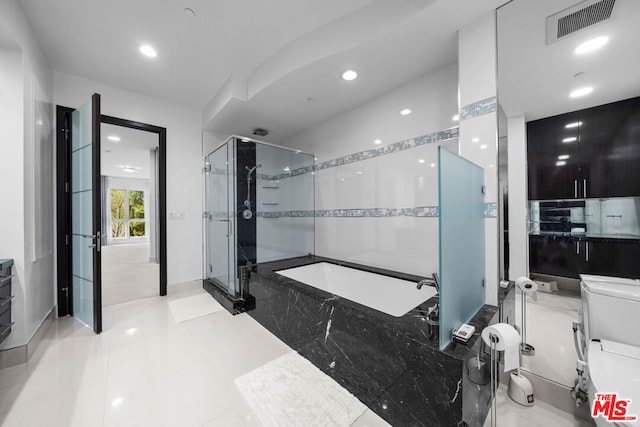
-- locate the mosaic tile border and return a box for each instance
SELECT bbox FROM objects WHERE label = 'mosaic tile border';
[460,97,497,121]
[257,206,438,218]
[255,203,497,219]
[484,202,498,218]
[255,127,459,181]
[315,127,459,172]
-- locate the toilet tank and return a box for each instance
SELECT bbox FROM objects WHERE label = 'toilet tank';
[581,277,640,348]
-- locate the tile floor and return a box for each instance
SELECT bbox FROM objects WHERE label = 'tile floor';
[521,290,582,387]
[101,243,160,307]
[0,282,593,426]
[484,384,594,427]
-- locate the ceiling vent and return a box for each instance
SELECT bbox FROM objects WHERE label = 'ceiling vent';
[546,0,616,44]
[253,128,269,137]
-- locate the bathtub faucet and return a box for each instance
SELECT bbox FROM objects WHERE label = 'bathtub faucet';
[417,272,440,293]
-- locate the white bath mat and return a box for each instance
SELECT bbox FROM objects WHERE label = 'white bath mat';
[235,351,367,427]
[168,293,225,323]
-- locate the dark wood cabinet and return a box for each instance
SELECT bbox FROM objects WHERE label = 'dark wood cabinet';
[529,235,583,279]
[581,97,640,198]
[527,112,583,201]
[527,96,640,200]
[529,235,640,280]
[585,240,640,279]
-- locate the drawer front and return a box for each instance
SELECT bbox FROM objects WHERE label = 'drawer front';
[0,303,11,327]
[0,298,11,345]
[0,322,10,344]
[0,276,11,299]
[0,264,12,278]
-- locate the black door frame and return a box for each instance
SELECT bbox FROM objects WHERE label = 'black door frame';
[56,107,168,319]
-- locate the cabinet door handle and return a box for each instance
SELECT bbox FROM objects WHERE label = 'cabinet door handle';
[576,241,580,255]
[586,241,589,262]
[583,179,587,198]
[575,180,578,198]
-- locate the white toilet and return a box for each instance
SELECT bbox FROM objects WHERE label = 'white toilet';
[587,340,640,426]
[580,277,640,348]
[577,276,640,426]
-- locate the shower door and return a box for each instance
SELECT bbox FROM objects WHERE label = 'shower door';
[205,141,238,297]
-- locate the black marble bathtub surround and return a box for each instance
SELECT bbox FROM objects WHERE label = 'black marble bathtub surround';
[247,255,499,427]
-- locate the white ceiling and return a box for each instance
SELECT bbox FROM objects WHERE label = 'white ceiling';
[498,0,640,121]
[101,123,158,179]
[19,0,507,141]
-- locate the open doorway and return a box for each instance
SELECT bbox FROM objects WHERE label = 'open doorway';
[56,107,167,324]
[100,123,159,306]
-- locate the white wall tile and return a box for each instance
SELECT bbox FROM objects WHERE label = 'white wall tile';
[280,64,457,276]
[459,12,500,304]
[315,217,438,278]
[314,144,443,211]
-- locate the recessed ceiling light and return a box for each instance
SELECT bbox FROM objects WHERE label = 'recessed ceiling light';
[183,7,195,17]
[400,109,412,116]
[489,164,494,168]
[558,154,570,160]
[570,86,593,98]
[356,171,363,175]
[556,161,567,166]
[341,70,358,81]
[418,159,425,164]
[452,114,460,121]
[139,44,157,58]
[120,165,140,173]
[284,167,290,172]
[575,36,608,55]
[111,397,124,407]
[472,137,479,143]
[563,137,577,143]
[480,144,487,150]
[430,163,436,168]
[108,135,121,142]
[374,139,382,145]
[565,121,582,128]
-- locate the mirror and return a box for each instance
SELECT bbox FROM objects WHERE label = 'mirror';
[497,0,640,388]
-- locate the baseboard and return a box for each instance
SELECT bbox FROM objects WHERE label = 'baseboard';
[0,307,55,369]
[520,370,592,421]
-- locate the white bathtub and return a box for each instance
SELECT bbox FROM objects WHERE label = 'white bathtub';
[276,262,437,317]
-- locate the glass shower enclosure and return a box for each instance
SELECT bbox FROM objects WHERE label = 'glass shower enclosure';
[204,136,314,310]
[205,140,238,298]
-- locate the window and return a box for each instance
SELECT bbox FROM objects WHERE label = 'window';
[111,189,145,238]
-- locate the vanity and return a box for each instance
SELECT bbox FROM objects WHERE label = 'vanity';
[0,259,14,345]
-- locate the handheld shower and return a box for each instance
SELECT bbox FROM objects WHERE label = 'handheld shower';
[242,164,262,219]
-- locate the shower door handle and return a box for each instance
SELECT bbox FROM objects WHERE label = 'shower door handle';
[213,219,231,237]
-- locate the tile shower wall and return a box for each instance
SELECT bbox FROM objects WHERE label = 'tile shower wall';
[256,145,314,263]
[283,63,459,277]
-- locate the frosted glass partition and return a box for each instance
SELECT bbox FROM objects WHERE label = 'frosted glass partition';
[438,147,485,350]
[71,98,96,329]
[256,144,314,262]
